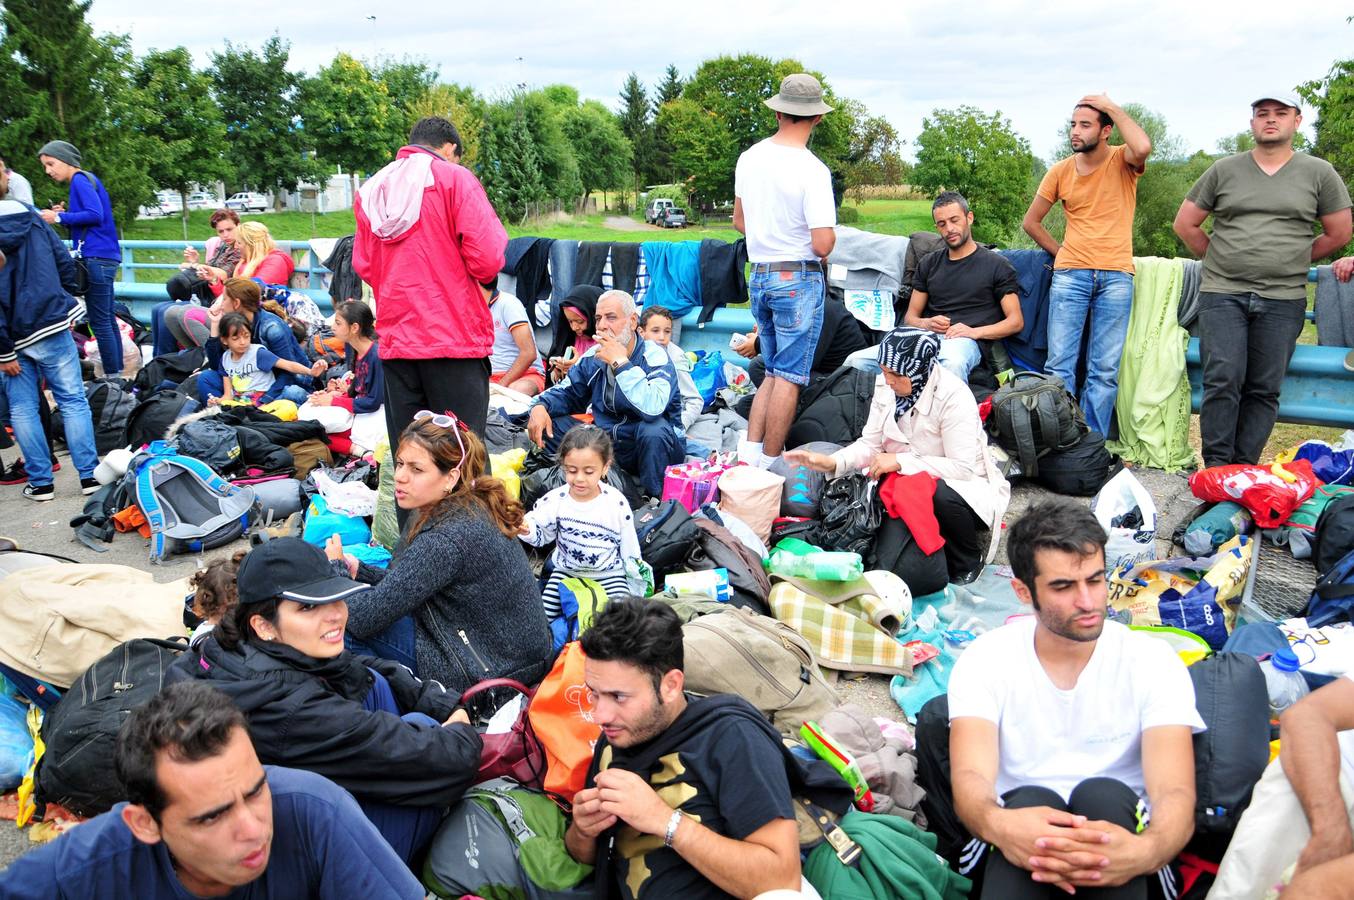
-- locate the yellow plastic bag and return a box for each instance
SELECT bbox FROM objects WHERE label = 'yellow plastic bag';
[1107,535,1253,649]
[16,706,44,828]
[490,452,523,501]
[259,398,298,421]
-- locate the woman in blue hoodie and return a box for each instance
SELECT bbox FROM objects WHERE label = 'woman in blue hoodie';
[37,140,123,375]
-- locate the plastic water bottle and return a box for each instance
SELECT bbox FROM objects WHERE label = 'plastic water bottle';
[768,550,864,582]
[1260,647,1310,719]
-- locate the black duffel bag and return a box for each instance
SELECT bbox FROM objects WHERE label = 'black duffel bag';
[37,637,188,817]
[1032,430,1122,497]
[1314,493,1354,578]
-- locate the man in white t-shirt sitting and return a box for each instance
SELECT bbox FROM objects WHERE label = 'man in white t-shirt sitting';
[733,73,836,471]
[487,286,546,396]
[1212,676,1354,899]
[946,499,1203,898]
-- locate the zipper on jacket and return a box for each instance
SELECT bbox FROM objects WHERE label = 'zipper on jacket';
[425,616,473,687]
[685,619,795,702]
[459,629,491,675]
[114,641,133,692]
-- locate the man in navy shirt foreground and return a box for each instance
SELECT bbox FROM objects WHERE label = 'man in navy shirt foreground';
[0,681,425,899]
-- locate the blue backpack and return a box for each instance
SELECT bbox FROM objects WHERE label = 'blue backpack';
[1306,544,1354,628]
[134,443,255,562]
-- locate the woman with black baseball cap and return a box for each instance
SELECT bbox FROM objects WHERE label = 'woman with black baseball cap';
[168,536,481,866]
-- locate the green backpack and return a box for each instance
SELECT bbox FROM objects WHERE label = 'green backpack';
[423,778,593,900]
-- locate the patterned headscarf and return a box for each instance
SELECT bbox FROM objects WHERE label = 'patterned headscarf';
[876,326,941,417]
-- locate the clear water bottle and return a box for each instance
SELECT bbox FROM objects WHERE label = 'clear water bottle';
[1260,647,1310,719]
[768,550,864,582]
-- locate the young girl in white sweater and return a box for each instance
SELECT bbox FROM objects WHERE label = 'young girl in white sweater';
[520,426,641,618]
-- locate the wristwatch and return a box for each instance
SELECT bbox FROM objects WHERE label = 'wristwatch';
[610,358,627,373]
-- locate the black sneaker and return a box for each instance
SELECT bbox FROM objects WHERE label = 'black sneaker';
[22,483,53,502]
[0,460,26,485]
[81,477,101,495]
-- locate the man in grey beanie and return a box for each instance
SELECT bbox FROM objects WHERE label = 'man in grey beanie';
[38,140,124,374]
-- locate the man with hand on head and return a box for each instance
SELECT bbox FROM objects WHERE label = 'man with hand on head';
[1023,94,1152,438]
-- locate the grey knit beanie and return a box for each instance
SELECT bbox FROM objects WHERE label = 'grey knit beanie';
[38,140,81,168]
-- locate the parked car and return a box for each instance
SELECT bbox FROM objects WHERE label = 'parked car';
[226,192,269,213]
[186,191,222,210]
[645,198,674,224]
[658,207,687,228]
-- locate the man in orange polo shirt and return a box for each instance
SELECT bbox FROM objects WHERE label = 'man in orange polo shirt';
[1022,95,1152,438]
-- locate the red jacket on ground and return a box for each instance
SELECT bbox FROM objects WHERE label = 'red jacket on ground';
[353,145,507,360]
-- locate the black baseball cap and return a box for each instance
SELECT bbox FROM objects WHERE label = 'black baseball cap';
[236,538,369,607]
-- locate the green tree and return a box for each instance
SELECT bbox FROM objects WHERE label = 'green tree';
[655,64,684,106]
[210,36,325,206]
[912,105,1035,243]
[655,98,732,208]
[617,73,653,194]
[512,90,582,203]
[478,106,545,221]
[1301,57,1354,179]
[1051,102,1183,162]
[839,99,906,201]
[372,58,438,139]
[562,100,633,201]
[409,83,485,167]
[130,47,229,236]
[0,0,155,224]
[298,53,398,179]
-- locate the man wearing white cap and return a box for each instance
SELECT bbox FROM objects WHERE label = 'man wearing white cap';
[1174,93,1352,467]
[733,73,837,470]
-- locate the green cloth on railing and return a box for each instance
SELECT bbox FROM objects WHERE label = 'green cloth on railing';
[1107,257,1194,471]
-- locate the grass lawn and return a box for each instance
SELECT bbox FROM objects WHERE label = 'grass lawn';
[843,198,934,236]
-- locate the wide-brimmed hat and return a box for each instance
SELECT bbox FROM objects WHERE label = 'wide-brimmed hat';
[764,73,834,117]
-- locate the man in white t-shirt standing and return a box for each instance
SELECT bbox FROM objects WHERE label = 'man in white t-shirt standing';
[1212,676,1354,898]
[733,73,836,469]
[946,499,1202,898]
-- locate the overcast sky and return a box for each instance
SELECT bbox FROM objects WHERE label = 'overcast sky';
[89,0,1354,162]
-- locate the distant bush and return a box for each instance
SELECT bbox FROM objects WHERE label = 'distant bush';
[848,184,928,203]
[836,205,860,224]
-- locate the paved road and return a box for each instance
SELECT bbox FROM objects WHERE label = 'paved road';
[0,446,1198,869]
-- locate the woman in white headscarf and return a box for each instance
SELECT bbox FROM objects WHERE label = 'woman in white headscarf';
[786,327,1009,595]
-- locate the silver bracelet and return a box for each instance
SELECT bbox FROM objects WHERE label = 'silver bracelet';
[663,809,683,848]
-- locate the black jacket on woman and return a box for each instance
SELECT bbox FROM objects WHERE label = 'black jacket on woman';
[343,502,554,693]
[167,636,481,807]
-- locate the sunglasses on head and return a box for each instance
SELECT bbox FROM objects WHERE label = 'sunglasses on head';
[413,410,468,471]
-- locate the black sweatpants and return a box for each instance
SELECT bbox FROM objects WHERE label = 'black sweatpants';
[914,696,1179,900]
[871,480,984,597]
[383,357,490,527]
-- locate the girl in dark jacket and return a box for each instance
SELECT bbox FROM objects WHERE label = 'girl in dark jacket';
[544,284,601,385]
[329,411,553,692]
[169,537,481,866]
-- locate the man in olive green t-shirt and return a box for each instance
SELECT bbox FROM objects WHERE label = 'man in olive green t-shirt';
[1174,93,1352,467]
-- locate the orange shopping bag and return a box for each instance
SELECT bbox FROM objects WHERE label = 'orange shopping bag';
[526,642,600,802]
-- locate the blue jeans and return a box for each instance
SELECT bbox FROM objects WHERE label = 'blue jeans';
[358,668,445,864]
[937,337,982,382]
[346,615,418,673]
[543,415,684,497]
[1043,269,1134,437]
[2,332,99,486]
[83,257,123,376]
[749,265,825,386]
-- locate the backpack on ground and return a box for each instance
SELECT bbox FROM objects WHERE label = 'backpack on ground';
[786,366,878,448]
[551,577,610,650]
[173,417,242,475]
[133,444,255,563]
[1188,652,1270,839]
[681,605,837,737]
[1306,545,1354,628]
[634,500,702,582]
[986,371,1087,477]
[133,347,205,393]
[1314,492,1354,577]
[85,379,136,455]
[422,777,592,900]
[123,390,199,450]
[36,637,188,816]
[685,517,772,614]
[1032,430,1121,496]
[69,469,137,549]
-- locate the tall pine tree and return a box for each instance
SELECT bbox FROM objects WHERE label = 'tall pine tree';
[617,74,653,195]
[0,0,155,224]
[650,64,684,184]
[478,107,545,222]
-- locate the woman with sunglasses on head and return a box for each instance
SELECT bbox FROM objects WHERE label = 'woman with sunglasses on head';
[327,410,553,693]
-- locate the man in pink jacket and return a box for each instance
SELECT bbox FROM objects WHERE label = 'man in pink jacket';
[354,116,507,455]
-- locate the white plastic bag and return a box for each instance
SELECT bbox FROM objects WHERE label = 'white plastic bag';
[349,409,387,455]
[1091,468,1158,573]
[297,403,355,434]
[312,469,378,518]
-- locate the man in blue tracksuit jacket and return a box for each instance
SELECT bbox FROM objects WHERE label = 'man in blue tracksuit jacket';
[527,289,685,495]
[0,169,100,501]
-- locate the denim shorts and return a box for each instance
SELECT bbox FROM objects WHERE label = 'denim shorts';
[749,266,825,387]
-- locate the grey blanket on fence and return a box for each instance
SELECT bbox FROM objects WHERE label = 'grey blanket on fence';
[1315,265,1354,347]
